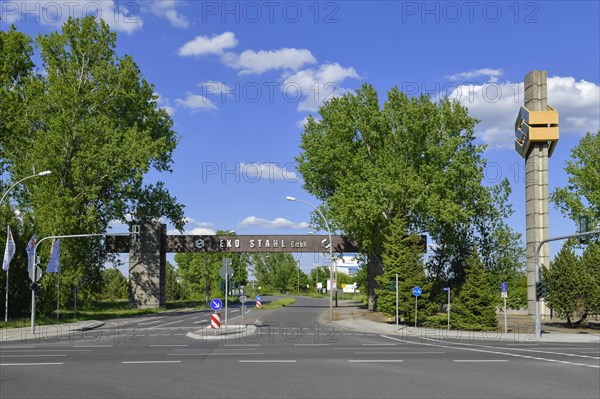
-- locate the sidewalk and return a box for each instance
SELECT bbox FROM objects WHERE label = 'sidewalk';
[327,300,600,344]
[0,320,105,343]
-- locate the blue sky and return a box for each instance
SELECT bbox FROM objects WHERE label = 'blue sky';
[2,1,599,274]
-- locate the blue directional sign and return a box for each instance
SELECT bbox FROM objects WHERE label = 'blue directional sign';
[442,287,450,292]
[501,282,507,293]
[255,295,262,302]
[210,298,223,311]
[412,287,422,297]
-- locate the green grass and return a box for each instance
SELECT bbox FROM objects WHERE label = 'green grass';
[260,297,296,310]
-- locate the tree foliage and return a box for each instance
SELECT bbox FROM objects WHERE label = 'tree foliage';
[543,242,600,326]
[100,268,128,300]
[251,253,301,293]
[451,251,498,331]
[551,131,600,227]
[1,18,184,314]
[296,83,523,310]
[375,218,432,322]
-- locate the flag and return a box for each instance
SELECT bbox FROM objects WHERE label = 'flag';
[26,233,37,272]
[2,226,16,271]
[46,238,60,273]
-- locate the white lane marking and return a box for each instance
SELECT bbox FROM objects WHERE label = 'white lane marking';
[1,354,67,357]
[150,319,189,329]
[149,345,188,347]
[348,360,403,363]
[424,338,600,360]
[454,360,509,363]
[1,362,63,366]
[224,344,260,347]
[0,349,91,352]
[333,348,409,350]
[167,353,264,356]
[73,345,113,348]
[354,334,364,336]
[361,343,397,346]
[581,351,600,354]
[0,346,35,349]
[239,360,295,363]
[122,361,181,364]
[174,334,184,336]
[380,335,600,369]
[355,351,445,355]
[294,344,329,346]
[194,320,209,324]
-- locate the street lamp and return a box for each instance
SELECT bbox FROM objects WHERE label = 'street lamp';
[1,170,52,205]
[286,196,334,320]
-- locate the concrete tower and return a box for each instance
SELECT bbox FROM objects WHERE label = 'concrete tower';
[514,70,559,317]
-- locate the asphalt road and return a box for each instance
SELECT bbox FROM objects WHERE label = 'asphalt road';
[1,296,599,398]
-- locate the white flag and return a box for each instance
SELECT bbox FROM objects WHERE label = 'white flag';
[46,238,60,273]
[2,226,16,271]
[26,233,37,272]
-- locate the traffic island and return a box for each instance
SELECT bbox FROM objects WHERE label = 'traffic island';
[186,324,257,341]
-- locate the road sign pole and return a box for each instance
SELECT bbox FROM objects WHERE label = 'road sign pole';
[447,289,450,331]
[225,271,228,327]
[504,297,507,334]
[395,274,399,331]
[414,296,418,328]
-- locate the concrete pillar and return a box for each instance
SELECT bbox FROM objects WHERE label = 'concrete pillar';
[524,71,550,317]
[128,221,167,309]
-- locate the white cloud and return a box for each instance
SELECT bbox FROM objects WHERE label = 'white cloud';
[168,218,215,235]
[448,68,503,82]
[283,63,360,112]
[175,92,218,111]
[238,216,309,229]
[199,81,232,96]
[222,48,317,75]
[447,75,600,150]
[239,163,298,182]
[148,0,188,28]
[178,32,238,57]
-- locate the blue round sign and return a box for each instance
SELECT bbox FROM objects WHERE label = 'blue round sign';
[501,282,507,292]
[412,286,422,297]
[255,295,261,301]
[210,298,223,311]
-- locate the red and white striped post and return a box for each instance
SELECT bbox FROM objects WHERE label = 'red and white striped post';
[211,313,221,334]
[256,299,262,308]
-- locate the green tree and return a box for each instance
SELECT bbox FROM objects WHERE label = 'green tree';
[251,253,298,293]
[375,218,431,322]
[544,242,596,326]
[580,243,600,314]
[1,18,185,313]
[165,261,182,302]
[100,268,127,300]
[551,131,600,227]
[451,251,498,331]
[297,84,516,310]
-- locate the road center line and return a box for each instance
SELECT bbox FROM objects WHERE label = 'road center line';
[73,345,113,348]
[150,320,187,329]
[149,345,188,347]
[1,354,67,357]
[294,344,329,346]
[122,361,181,364]
[1,362,63,366]
[355,351,445,355]
[348,360,404,363]
[239,360,296,363]
[380,335,600,369]
[454,360,509,362]
[167,352,264,356]
[361,343,397,346]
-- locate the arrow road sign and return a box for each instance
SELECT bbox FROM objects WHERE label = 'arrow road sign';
[210,298,223,311]
[256,295,261,301]
[240,295,247,303]
[412,287,422,297]
[501,282,507,292]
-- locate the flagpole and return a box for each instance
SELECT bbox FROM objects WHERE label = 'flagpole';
[4,269,8,322]
[56,264,60,320]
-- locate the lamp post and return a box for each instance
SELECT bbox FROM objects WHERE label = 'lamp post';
[286,196,334,320]
[1,170,52,205]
